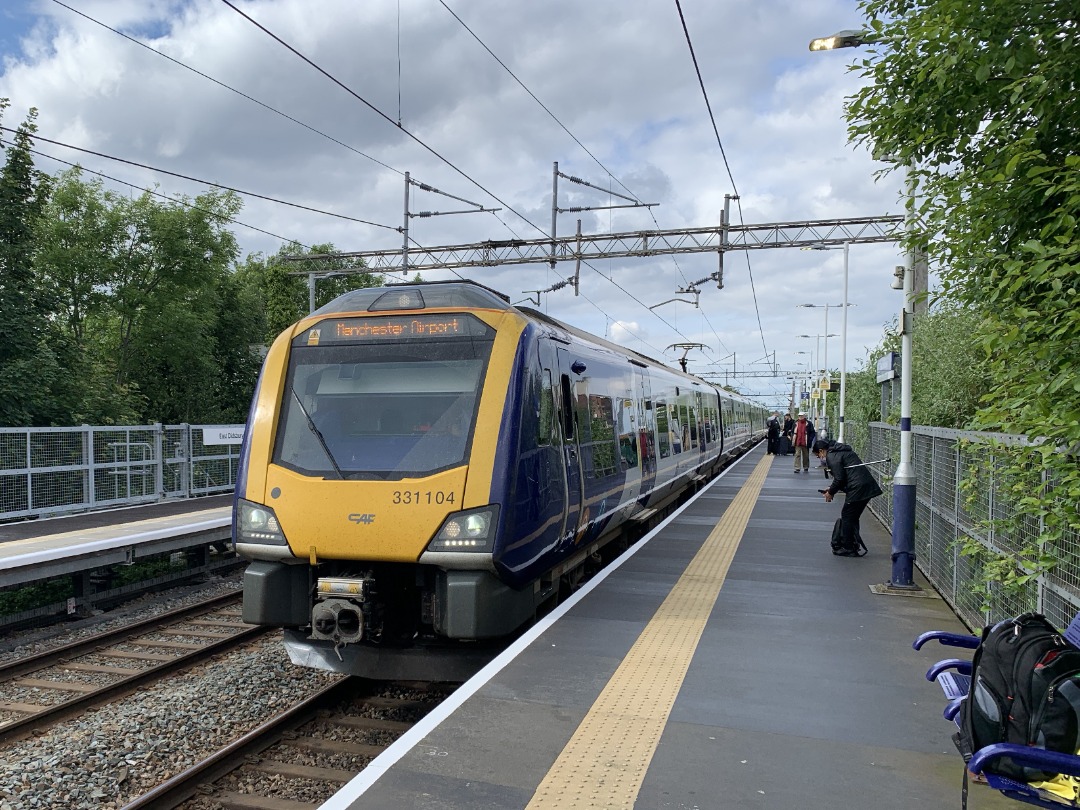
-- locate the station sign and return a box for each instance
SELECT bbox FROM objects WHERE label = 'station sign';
[876,352,899,383]
[203,427,246,446]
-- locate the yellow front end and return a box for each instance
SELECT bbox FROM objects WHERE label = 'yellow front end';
[262,465,470,562]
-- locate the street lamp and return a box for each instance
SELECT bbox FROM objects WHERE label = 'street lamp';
[796,333,837,426]
[803,243,855,442]
[810,27,918,591]
[793,353,812,415]
[809,29,869,51]
[307,271,348,314]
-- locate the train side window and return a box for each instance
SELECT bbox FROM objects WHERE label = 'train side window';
[587,394,618,479]
[655,399,670,458]
[538,368,556,446]
[560,374,575,439]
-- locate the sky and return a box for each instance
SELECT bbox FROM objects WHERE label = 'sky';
[0,0,907,414]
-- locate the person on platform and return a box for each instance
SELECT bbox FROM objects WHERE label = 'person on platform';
[766,414,780,455]
[814,438,883,556]
[791,412,816,473]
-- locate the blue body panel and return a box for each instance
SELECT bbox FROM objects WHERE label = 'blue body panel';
[487,316,759,590]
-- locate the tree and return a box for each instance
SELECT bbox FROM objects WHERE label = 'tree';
[107,189,246,423]
[0,101,67,426]
[846,0,1080,572]
[235,243,383,346]
[34,172,261,424]
[848,1,1079,442]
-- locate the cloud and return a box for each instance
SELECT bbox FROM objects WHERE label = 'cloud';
[0,0,902,410]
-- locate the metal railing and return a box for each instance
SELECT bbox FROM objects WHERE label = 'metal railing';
[845,421,1080,631]
[0,424,244,521]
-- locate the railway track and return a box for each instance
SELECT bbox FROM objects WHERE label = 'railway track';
[120,677,454,810]
[0,592,268,744]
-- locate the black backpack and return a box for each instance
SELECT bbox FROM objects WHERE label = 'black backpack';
[829,517,867,556]
[955,612,1080,782]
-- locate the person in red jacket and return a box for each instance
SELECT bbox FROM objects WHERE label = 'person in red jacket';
[791,412,816,473]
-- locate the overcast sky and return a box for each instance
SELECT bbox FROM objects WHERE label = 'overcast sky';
[0,0,906,414]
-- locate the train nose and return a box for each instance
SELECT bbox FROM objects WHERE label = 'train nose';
[310,598,365,644]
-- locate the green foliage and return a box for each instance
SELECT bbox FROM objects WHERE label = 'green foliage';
[235,242,383,345]
[31,169,268,423]
[0,578,74,617]
[829,303,989,432]
[0,101,67,427]
[847,0,1080,588]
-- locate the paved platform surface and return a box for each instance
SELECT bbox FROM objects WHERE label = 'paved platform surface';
[324,445,1012,810]
[0,494,232,544]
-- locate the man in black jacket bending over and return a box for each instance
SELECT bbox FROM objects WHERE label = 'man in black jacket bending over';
[813,439,883,557]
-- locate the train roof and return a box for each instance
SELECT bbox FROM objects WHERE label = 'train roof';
[314,280,511,316]
[314,281,758,407]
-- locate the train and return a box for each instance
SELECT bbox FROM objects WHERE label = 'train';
[234,280,767,680]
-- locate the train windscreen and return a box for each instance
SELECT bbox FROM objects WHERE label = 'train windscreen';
[272,319,494,479]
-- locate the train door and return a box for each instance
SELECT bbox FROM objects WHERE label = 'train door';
[554,344,585,546]
[636,366,657,492]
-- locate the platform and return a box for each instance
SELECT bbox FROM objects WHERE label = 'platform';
[0,494,232,587]
[322,445,1012,810]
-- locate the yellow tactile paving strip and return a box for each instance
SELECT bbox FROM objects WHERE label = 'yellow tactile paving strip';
[526,453,772,809]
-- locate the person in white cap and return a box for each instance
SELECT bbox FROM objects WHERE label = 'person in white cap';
[791,412,816,473]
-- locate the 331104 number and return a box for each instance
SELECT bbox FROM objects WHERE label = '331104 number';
[392,490,456,505]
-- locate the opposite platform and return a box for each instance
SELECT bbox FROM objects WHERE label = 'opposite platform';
[323,445,1010,810]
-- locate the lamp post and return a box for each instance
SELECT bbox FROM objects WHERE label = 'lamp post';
[809,28,918,591]
[796,333,837,427]
[802,243,854,441]
[307,271,348,314]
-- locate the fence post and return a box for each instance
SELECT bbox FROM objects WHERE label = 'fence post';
[154,423,165,498]
[84,425,96,509]
[180,423,191,498]
[24,428,32,514]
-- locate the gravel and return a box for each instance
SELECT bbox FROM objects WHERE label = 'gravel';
[0,635,338,809]
[0,577,245,664]
[0,576,340,810]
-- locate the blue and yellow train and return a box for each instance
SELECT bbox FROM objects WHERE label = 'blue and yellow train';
[235,281,766,680]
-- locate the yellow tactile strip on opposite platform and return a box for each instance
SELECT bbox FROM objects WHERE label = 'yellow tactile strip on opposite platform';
[526,453,772,810]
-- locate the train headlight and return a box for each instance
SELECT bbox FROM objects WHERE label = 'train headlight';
[236,499,288,545]
[427,505,499,553]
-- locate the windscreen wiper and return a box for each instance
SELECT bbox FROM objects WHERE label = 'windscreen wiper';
[290,389,345,479]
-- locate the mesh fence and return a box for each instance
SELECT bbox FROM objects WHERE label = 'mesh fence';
[0,424,243,521]
[850,422,1080,631]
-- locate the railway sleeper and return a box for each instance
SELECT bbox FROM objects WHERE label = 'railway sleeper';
[279,734,385,758]
[244,760,355,783]
[214,791,319,810]
[325,715,412,733]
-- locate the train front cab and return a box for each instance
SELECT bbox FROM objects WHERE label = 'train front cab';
[236,284,545,679]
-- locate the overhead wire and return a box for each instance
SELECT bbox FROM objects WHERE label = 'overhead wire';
[49,0,402,176]
[0,126,399,230]
[49,0,702,354]
[51,0,546,256]
[673,0,770,362]
[218,0,546,240]
[220,0,700,354]
[436,0,725,354]
[28,146,312,248]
